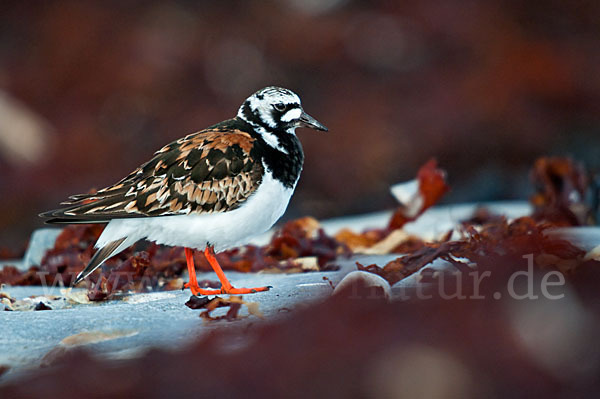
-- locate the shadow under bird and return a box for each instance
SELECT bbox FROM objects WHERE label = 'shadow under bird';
[40,86,328,295]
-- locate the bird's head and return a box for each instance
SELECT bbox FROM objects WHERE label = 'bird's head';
[237,86,328,134]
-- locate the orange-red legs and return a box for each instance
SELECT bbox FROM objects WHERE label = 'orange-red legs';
[183,246,271,296]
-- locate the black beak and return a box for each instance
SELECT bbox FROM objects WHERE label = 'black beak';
[299,111,328,132]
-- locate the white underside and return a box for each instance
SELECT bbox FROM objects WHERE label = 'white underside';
[96,169,296,254]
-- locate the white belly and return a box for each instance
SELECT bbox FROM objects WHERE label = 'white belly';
[96,170,295,252]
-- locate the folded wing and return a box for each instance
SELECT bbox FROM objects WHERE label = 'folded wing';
[40,128,264,224]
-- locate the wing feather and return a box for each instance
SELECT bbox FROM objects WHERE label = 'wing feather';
[40,126,264,224]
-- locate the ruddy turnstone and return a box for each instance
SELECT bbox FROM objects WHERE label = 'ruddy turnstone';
[40,86,327,295]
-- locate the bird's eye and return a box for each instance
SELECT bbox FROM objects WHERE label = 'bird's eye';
[273,103,286,112]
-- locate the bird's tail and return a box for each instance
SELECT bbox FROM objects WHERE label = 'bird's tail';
[73,237,127,285]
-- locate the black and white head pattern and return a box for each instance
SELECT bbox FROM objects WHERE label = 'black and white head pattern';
[237,86,303,136]
[237,86,327,155]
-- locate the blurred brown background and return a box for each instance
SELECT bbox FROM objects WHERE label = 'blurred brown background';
[1,0,600,250]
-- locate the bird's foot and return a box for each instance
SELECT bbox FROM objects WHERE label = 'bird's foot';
[220,285,272,295]
[184,282,271,296]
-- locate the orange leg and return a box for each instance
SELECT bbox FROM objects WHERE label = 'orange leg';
[183,246,271,296]
[183,248,202,296]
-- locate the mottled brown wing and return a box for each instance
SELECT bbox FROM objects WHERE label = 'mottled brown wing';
[41,128,264,223]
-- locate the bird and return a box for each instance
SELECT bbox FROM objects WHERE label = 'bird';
[40,86,328,296]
